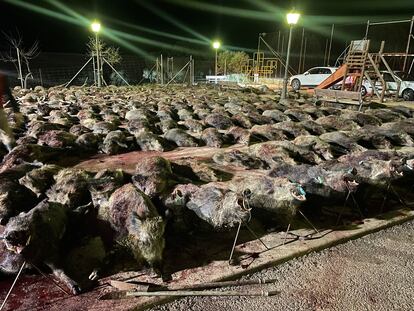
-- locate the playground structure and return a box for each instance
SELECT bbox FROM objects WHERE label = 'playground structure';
[315,39,401,106]
[242,33,297,82]
[314,16,414,104]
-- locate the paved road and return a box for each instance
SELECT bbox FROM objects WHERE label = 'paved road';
[151,220,414,311]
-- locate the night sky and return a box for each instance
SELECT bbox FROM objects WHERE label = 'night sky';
[0,0,413,57]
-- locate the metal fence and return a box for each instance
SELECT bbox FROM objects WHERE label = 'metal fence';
[0,52,216,88]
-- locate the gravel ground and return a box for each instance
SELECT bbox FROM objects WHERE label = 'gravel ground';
[151,220,414,311]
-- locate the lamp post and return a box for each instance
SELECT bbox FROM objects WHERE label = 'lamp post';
[281,12,300,100]
[91,21,102,87]
[213,40,221,83]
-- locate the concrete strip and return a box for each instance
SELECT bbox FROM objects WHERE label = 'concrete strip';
[124,208,414,311]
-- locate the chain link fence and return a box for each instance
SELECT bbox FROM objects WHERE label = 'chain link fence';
[0,52,216,88]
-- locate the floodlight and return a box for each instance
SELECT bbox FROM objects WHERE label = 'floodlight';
[91,21,101,33]
[282,11,301,100]
[286,12,300,25]
[213,41,221,49]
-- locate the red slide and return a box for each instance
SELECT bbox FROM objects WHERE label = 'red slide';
[315,64,348,89]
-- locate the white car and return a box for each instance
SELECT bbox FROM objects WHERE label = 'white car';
[361,71,414,101]
[289,67,338,91]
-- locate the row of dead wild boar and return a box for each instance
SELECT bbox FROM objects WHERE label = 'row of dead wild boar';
[0,85,413,295]
[4,84,414,160]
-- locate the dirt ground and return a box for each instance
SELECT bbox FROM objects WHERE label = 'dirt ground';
[151,220,414,311]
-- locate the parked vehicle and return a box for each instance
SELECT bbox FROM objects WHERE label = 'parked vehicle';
[289,67,338,91]
[361,71,414,101]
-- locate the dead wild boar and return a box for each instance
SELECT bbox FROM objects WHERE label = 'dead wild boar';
[88,169,126,214]
[102,184,166,275]
[47,168,92,209]
[235,175,306,226]
[132,156,176,198]
[186,182,250,229]
[2,200,81,294]
[19,164,62,198]
[0,164,38,225]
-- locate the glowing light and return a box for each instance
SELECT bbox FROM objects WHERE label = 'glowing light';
[287,12,300,25]
[91,21,101,33]
[213,41,221,49]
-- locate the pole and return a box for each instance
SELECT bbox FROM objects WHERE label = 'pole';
[192,56,195,84]
[298,28,305,72]
[166,57,169,81]
[327,24,335,66]
[16,47,23,88]
[256,34,261,75]
[302,37,307,73]
[0,261,26,310]
[65,58,93,88]
[277,30,281,55]
[324,39,329,66]
[214,48,218,84]
[260,37,293,74]
[365,20,370,39]
[103,58,130,86]
[95,33,101,87]
[172,57,174,79]
[166,60,191,86]
[156,58,159,84]
[215,48,218,83]
[403,16,414,72]
[126,290,279,297]
[280,35,285,77]
[161,54,164,85]
[277,30,281,77]
[92,54,97,85]
[189,55,193,85]
[282,26,293,100]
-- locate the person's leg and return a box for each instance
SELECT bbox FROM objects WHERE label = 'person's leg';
[0,109,15,152]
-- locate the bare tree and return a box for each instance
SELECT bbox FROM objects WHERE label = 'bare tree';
[87,36,121,66]
[0,31,40,88]
[86,36,125,86]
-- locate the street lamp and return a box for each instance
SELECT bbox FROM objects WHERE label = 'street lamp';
[281,11,300,100]
[91,21,102,87]
[212,40,221,82]
[91,21,101,33]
